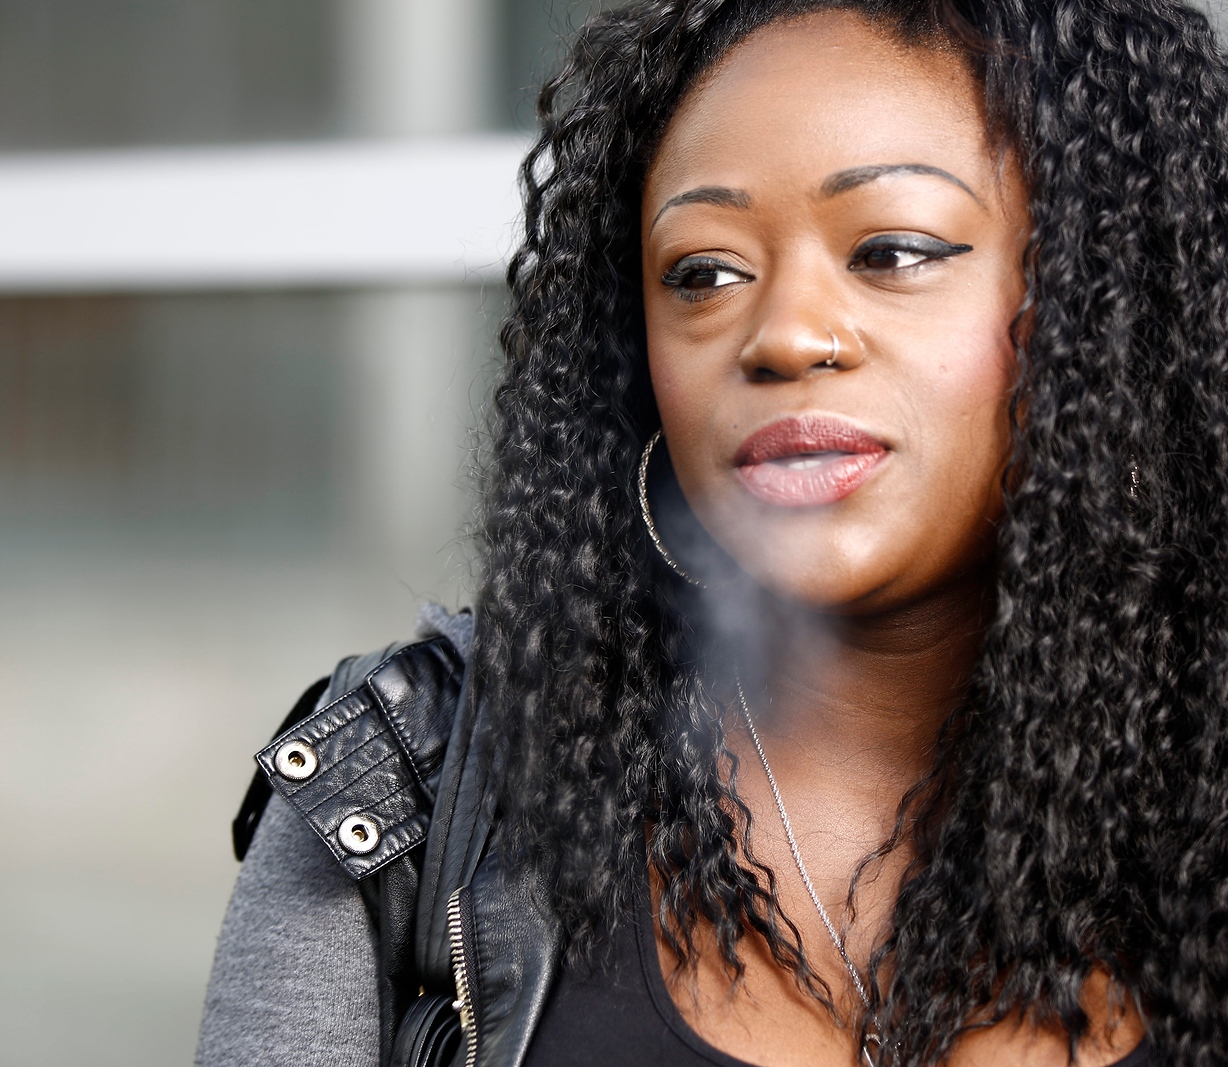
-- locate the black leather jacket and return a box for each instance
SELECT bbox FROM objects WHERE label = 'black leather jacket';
[236,635,558,1067]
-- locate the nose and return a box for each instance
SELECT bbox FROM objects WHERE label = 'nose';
[738,281,862,380]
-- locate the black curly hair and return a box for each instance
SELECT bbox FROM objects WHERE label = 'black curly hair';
[473,1,1228,1063]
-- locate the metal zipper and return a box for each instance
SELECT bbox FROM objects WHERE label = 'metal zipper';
[447,887,478,1067]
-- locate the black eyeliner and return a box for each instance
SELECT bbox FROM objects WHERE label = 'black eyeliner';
[855,234,973,258]
[661,254,748,287]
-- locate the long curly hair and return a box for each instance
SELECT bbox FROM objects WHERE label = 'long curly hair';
[473,1,1228,1063]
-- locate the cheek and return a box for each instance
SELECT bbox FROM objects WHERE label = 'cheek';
[645,302,681,414]
[909,308,1017,511]
[646,333,726,483]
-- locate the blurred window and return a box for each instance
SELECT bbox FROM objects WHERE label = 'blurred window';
[0,0,336,149]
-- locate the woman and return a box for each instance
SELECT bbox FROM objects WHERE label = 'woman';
[198,2,1228,1066]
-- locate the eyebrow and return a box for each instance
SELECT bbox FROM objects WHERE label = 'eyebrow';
[820,164,983,206]
[650,185,751,232]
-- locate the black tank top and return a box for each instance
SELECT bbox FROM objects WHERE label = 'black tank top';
[523,881,1155,1067]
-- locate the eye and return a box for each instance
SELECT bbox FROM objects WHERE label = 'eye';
[849,234,973,273]
[661,256,752,301]
[859,248,930,270]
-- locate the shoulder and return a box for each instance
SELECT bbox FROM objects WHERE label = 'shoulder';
[246,604,473,880]
[322,603,474,706]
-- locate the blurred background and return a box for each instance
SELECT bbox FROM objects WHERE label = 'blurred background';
[0,2,601,1065]
[1,3,1226,1067]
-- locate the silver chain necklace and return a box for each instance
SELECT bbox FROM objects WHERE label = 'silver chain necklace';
[736,677,884,1065]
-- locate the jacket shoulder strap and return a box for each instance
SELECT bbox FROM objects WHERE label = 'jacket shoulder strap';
[252,635,465,880]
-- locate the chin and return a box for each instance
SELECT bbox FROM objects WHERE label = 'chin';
[735,560,866,612]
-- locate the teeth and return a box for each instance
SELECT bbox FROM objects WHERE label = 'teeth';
[785,456,829,471]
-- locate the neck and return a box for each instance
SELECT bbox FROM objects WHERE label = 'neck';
[734,572,992,789]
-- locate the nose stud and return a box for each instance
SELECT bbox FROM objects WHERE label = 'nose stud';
[738,323,862,378]
[824,330,839,367]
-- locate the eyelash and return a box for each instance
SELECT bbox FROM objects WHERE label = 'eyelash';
[660,236,973,301]
[660,256,750,302]
[848,234,973,272]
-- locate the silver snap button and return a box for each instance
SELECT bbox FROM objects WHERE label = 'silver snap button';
[274,740,318,781]
[338,813,380,854]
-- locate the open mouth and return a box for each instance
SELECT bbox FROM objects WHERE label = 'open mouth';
[775,453,843,471]
[734,415,889,507]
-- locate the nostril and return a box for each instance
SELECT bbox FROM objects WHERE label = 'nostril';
[749,365,785,382]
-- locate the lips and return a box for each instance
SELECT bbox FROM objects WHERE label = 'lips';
[733,414,889,507]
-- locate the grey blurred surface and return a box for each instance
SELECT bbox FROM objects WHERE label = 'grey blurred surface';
[1203,0,1228,32]
[0,286,498,1067]
[0,3,588,1066]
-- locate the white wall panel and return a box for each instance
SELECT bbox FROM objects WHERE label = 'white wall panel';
[0,136,525,292]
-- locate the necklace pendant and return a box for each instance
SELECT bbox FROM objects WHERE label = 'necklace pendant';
[861,1029,884,1066]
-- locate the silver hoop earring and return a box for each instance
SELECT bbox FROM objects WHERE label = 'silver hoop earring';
[638,430,703,586]
[824,330,839,368]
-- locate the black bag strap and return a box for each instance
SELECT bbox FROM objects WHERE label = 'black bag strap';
[231,675,328,860]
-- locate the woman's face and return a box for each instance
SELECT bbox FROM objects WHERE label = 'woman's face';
[642,11,1030,613]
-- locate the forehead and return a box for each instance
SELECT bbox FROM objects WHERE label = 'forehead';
[645,10,993,207]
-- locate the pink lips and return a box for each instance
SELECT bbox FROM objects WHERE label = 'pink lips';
[733,414,889,507]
